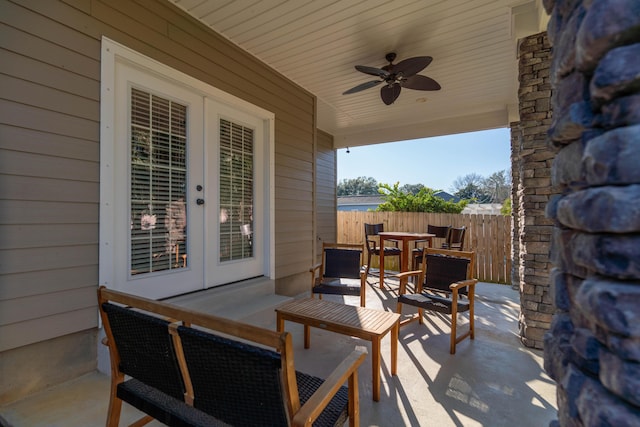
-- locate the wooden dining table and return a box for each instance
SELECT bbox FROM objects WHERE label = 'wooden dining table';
[378,231,434,288]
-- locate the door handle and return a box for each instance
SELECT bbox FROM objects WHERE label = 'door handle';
[196,198,205,205]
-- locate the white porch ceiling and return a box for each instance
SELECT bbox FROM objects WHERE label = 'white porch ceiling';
[170,0,548,148]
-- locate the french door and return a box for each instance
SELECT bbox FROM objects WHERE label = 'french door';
[205,101,266,286]
[101,39,271,299]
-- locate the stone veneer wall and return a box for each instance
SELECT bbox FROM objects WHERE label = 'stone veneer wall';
[543,0,640,425]
[512,32,556,350]
[510,123,522,291]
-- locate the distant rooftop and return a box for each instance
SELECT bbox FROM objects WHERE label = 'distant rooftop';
[337,191,461,212]
[462,204,504,215]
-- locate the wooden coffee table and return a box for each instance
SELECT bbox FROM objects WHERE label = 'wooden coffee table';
[276,298,400,401]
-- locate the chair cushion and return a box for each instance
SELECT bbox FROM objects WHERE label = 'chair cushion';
[370,246,402,256]
[117,373,350,427]
[398,293,470,315]
[425,254,470,294]
[296,371,349,427]
[313,281,361,296]
[325,248,361,279]
[118,379,229,427]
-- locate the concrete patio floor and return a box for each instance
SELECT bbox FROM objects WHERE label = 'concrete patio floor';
[0,279,558,426]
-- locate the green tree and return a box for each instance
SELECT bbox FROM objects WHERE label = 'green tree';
[501,197,512,215]
[452,170,511,203]
[482,170,511,203]
[337,176,379,196]
[400,183,425,195]
[454,182,490,202]
[376,182,468,213]
[451,173,489,202]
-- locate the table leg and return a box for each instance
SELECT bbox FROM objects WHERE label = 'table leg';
[277,314,284,332]
[304,324,310,349]
[391,321,398,376]
[402,240,410,273]
[372,337,381,401]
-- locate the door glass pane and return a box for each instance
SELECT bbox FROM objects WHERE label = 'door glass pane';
[219,119,253,262]
[130,88,188,275]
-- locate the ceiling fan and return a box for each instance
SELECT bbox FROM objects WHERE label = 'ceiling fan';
[343,52,441,105]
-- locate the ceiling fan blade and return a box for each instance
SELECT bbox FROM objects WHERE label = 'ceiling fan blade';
[355,65,390,79]
[402,75,441,91]
[342,80,383,95]
[393,56,433,77]
[380,84,401,105]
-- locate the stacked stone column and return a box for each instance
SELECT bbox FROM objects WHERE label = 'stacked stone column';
[543,0,640,425]
[513,32,555,350]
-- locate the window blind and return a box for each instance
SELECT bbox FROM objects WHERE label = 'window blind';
[130,88,188,275]
[219,118,254,262]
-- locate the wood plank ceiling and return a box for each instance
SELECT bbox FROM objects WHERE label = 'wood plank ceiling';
[170,0,548,148]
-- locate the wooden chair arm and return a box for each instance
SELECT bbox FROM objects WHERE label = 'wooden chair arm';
[395,269,422,294]
[365,238,376,252]
[395,270,422,281]
[384,238,400,248]
[413,239,430,249]
[309,263,322,289]
[292,347,368,427]
[449,279,478,292]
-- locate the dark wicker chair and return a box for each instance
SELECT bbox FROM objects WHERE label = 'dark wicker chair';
[395,248,477,354]
[363,223,401,282]
[310,242,367,307]
[443,225,466,250]
[99,286,366,427]
[411,224,451,269]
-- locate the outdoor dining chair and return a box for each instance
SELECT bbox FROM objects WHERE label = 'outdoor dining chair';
[364,223,402,283]
[396,247,477,354]
[443,225,466,250]
[412,224,451,269]
[310,242,367,307]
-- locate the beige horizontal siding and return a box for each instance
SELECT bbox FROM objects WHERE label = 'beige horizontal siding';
[0,125,99,161]
[0,266,98,300]
[0,307,97,352]
[0,0,318,355]
[0,74,98,121]
[0,49,99,100]
[0,245,98,276]
[315,130,336,257]
[0,200,99,224]
[0,286,96,325]
[1,175,99,203]
[0,224,97,250]
[0,99,98,141]
[0,150,98,182]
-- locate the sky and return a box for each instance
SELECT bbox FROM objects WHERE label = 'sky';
[337,127,511,193]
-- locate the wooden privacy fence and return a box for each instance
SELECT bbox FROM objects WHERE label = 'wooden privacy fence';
[337,211,512,284]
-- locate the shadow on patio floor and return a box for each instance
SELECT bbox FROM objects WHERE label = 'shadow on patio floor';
[0,280,558,427]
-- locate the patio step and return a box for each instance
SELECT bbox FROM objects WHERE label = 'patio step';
[166,276,291,320]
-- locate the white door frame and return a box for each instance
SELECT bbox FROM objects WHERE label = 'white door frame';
[99,37,275,298]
